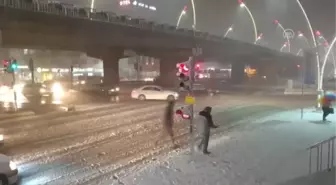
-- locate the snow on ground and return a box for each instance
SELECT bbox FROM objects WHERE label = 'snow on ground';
[117,108,336,185]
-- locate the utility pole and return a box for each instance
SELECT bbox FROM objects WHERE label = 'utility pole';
[70,65,73,89]
[29,58,35,84]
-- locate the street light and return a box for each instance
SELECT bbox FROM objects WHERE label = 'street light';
[223,25,233,37]
[254,33,263,44]
[90,0,95,12]
[190,0,196,30]
[273,20,291,52]
[315,30,336,80]
[320,36,336,88]
[238,0,258,42]
[296,0,321,90]
[176,6,187,28]
[297,31,311,47]
[280,42,288,52]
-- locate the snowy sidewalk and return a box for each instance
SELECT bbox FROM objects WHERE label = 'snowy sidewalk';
[116,108,335,185]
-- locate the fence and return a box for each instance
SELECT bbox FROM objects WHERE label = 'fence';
[307,136,335,174]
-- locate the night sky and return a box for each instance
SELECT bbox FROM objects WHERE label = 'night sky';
[59,0,335,52]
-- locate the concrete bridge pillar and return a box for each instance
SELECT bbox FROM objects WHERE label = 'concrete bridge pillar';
[87,48,123,86]
[101,50,123,86]
[231,62,245,84]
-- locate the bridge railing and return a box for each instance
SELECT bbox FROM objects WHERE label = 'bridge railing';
[0,0,225,43]
[307,135,335,174]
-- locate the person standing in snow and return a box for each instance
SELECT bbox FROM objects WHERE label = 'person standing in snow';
[155,99,177,148]
[197,106,218,154]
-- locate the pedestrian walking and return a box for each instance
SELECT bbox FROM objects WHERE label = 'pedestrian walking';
[196,106,218,154]
[320,94,335,121]
[155,99,178,148]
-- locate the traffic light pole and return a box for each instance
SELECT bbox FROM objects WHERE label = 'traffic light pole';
[29,58,35,84]
[188,57,195,155]
[11,64,17,111]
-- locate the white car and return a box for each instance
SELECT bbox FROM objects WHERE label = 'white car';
[131,85,179,101]
[0,154,18,184]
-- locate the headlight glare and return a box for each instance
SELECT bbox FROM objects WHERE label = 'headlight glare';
[9,161,16,170]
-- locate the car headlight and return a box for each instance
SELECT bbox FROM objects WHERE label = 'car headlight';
[0,134,3,141]
[110,89,115,92]
[52,83,64,95]
[9,161,16,170]
[80,80,86,85]
[39,88,47,93]
[115,87,120,91]
[174,93,179,97]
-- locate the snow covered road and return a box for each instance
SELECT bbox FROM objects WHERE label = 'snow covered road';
[0,95,315,184]
[119,108,335,185]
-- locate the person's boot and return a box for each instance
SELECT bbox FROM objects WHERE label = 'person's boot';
[203,151,211,155]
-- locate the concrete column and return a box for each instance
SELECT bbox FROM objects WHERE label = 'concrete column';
[101,50,123,86]
[231,62,245,84]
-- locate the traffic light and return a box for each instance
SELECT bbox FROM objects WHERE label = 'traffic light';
[195,63,200,71]
[175,107,190,119]
[2,60,9,68]
[10,60,18,71]
[178,72,190,91]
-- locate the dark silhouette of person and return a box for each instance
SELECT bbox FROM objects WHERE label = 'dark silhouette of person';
[155,100,177,148]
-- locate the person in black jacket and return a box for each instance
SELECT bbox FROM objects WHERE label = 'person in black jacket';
[155,100,177,148]
[197,106,218,154]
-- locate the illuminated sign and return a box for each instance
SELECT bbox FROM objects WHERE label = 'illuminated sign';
[119,0,156,11]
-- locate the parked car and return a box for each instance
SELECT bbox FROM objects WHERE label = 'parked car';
[0,154,18,184]
[131,85,179,101]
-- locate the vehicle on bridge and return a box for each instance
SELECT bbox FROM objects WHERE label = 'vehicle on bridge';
[131,85,179,101]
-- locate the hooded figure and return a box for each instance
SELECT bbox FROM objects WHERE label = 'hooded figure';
[321,96,333,121]
[196,106,218,154]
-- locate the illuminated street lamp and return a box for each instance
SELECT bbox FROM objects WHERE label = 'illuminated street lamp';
[223,25,233,37]
[315,30,336,80]
[238,0,258,42]
[176,6,187,28]
[320,36,336,88]
[254,33,263,44]
[90,0,95,12]
[273,20,291,52]
[296,0,321,91]
[280,42,288,52]
[190,0,196,30]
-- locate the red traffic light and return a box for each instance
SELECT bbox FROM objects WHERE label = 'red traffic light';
[273,20,279,25]
[2,60,9,67]
[315,30,321,36]
[176,109,183,115]
[175,109,190,119]
[297,65,301,68]
[238,0,244,4]
[324,41,329,47]
[195,63,200,70]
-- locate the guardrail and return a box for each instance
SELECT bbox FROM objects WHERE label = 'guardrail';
[0,0,224,42]
[307,136,335,174]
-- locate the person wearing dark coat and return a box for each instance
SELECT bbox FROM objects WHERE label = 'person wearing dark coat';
[197,106,218,154]
[155,100,177,147]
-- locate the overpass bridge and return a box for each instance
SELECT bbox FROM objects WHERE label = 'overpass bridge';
[0,0,301,86]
